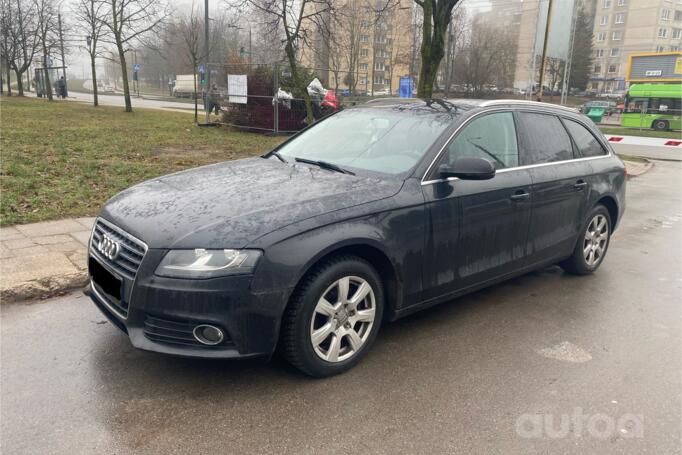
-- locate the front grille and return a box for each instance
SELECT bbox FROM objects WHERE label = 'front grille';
[90,218,147,280]
[144,315,234,348]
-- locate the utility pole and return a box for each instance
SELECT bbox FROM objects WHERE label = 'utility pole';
[537,0,554,102]
[58,13,68,97]
[204,0,211,124]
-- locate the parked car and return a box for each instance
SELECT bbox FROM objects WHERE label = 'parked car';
[85,99,626,377]
[580,100,618,115]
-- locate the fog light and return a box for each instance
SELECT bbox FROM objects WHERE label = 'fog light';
[193,324,224,345]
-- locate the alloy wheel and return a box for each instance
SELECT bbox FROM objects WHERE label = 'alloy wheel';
[583,214,609,267]
[309,276,376,363]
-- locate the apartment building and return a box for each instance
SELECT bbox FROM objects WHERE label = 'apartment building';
[590,0,682,92]
[299,0,414,94]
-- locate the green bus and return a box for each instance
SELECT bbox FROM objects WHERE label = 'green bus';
[621,83,681,131]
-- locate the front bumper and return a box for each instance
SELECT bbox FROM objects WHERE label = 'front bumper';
[85,250,288,359]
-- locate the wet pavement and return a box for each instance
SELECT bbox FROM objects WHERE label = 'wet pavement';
[2,160,681,454]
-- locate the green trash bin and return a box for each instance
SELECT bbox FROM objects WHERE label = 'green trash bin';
[586,107,605,124]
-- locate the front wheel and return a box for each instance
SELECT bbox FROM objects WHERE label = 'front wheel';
[280,256,384,377]
[653,119,669,131]
[560,205,612,275]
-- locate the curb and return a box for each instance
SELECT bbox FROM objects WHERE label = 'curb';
[0,271,88,303]
[622,158,653,179]
[606,134,682,148]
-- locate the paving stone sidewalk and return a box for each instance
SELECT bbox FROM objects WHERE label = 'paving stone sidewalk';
[0,160,652,303]
[1,218,94,302]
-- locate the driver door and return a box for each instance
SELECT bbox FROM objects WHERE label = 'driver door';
[420,111,533,301]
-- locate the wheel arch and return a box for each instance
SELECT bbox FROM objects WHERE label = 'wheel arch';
[289,241,402,322]
[596,195,619,228]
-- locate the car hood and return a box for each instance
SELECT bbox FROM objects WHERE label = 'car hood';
[100,157,402,249]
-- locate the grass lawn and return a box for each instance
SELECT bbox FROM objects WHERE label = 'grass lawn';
[0,96,283,226]
[599,126,682,139]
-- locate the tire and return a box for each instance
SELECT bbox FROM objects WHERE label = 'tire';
[280,255,384,377]
[653,119,669,131]
[560,205,612,275]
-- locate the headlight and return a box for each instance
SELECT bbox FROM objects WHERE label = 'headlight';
[155,249,261,279]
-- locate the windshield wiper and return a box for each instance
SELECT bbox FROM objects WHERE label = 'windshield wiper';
[294,157,355,175]
[262,150,287,163]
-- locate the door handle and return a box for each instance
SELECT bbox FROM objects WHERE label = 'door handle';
[510,190,530,202]
[574,180,588,190]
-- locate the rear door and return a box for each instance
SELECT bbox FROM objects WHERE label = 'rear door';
[515,111,592,263]
[420,111,533,301]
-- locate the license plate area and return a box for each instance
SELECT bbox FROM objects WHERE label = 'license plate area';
[89,257,126,315]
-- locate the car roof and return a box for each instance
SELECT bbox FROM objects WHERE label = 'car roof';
[358,98,579,115]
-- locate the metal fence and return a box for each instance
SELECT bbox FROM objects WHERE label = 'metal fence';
[204,62,369,133]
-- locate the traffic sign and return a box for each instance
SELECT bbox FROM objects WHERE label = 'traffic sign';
[133,63,140,72]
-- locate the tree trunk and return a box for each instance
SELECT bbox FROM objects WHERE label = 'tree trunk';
[5,64,11,95]
[417,5,447,99]
[14,70,24,95]
[91,54,99,106]
[117,44,132,112]
[285,41,313,125]
[43,51,53,101]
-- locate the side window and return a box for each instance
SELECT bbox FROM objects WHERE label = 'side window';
[444,112,519,170]
[625,97,647,113]
[516,112,574,165]
[563,119,608,158]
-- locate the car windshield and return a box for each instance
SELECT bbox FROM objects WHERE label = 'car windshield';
[276,107,458,175]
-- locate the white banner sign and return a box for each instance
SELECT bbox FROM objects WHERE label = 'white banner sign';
[227,74,248,104]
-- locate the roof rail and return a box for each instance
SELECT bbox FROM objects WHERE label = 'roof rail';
[365,97,417,104]
[479,99,579,112]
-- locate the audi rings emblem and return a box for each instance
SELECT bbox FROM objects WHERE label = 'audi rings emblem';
[97,234,121,260]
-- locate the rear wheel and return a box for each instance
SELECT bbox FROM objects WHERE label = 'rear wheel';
[560,205,612,275]
[280,256,384,377]
[653,119,669,131]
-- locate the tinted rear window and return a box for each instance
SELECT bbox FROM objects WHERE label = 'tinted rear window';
[563,119,607,157]
[516,113,574,165]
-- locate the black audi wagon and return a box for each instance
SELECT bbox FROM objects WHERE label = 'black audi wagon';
[85,99,626,377]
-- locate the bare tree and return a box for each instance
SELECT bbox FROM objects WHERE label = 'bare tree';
[413,0,463,98]
[327,0,366,95]
[453,19,516,98]
[1,0,40,96]
[74,0,109,106]
[35,0,59,101]
[175,3,203,121]
[100,0,169,112]
[0,0,17,95]
[440,8,466,96]
[236,0,336,123]
[545,57,565,100]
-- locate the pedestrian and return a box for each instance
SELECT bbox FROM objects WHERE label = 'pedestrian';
[209,84,221,115]
[56,76,66,99]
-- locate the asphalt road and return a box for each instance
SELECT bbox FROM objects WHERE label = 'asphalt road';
[39,91,198,113]
[2,159,681,455]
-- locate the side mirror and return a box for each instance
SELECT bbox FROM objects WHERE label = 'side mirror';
[439,157,496,180]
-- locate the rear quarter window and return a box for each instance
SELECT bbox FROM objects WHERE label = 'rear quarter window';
[515,112,575,165]
[563,119,608,158]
